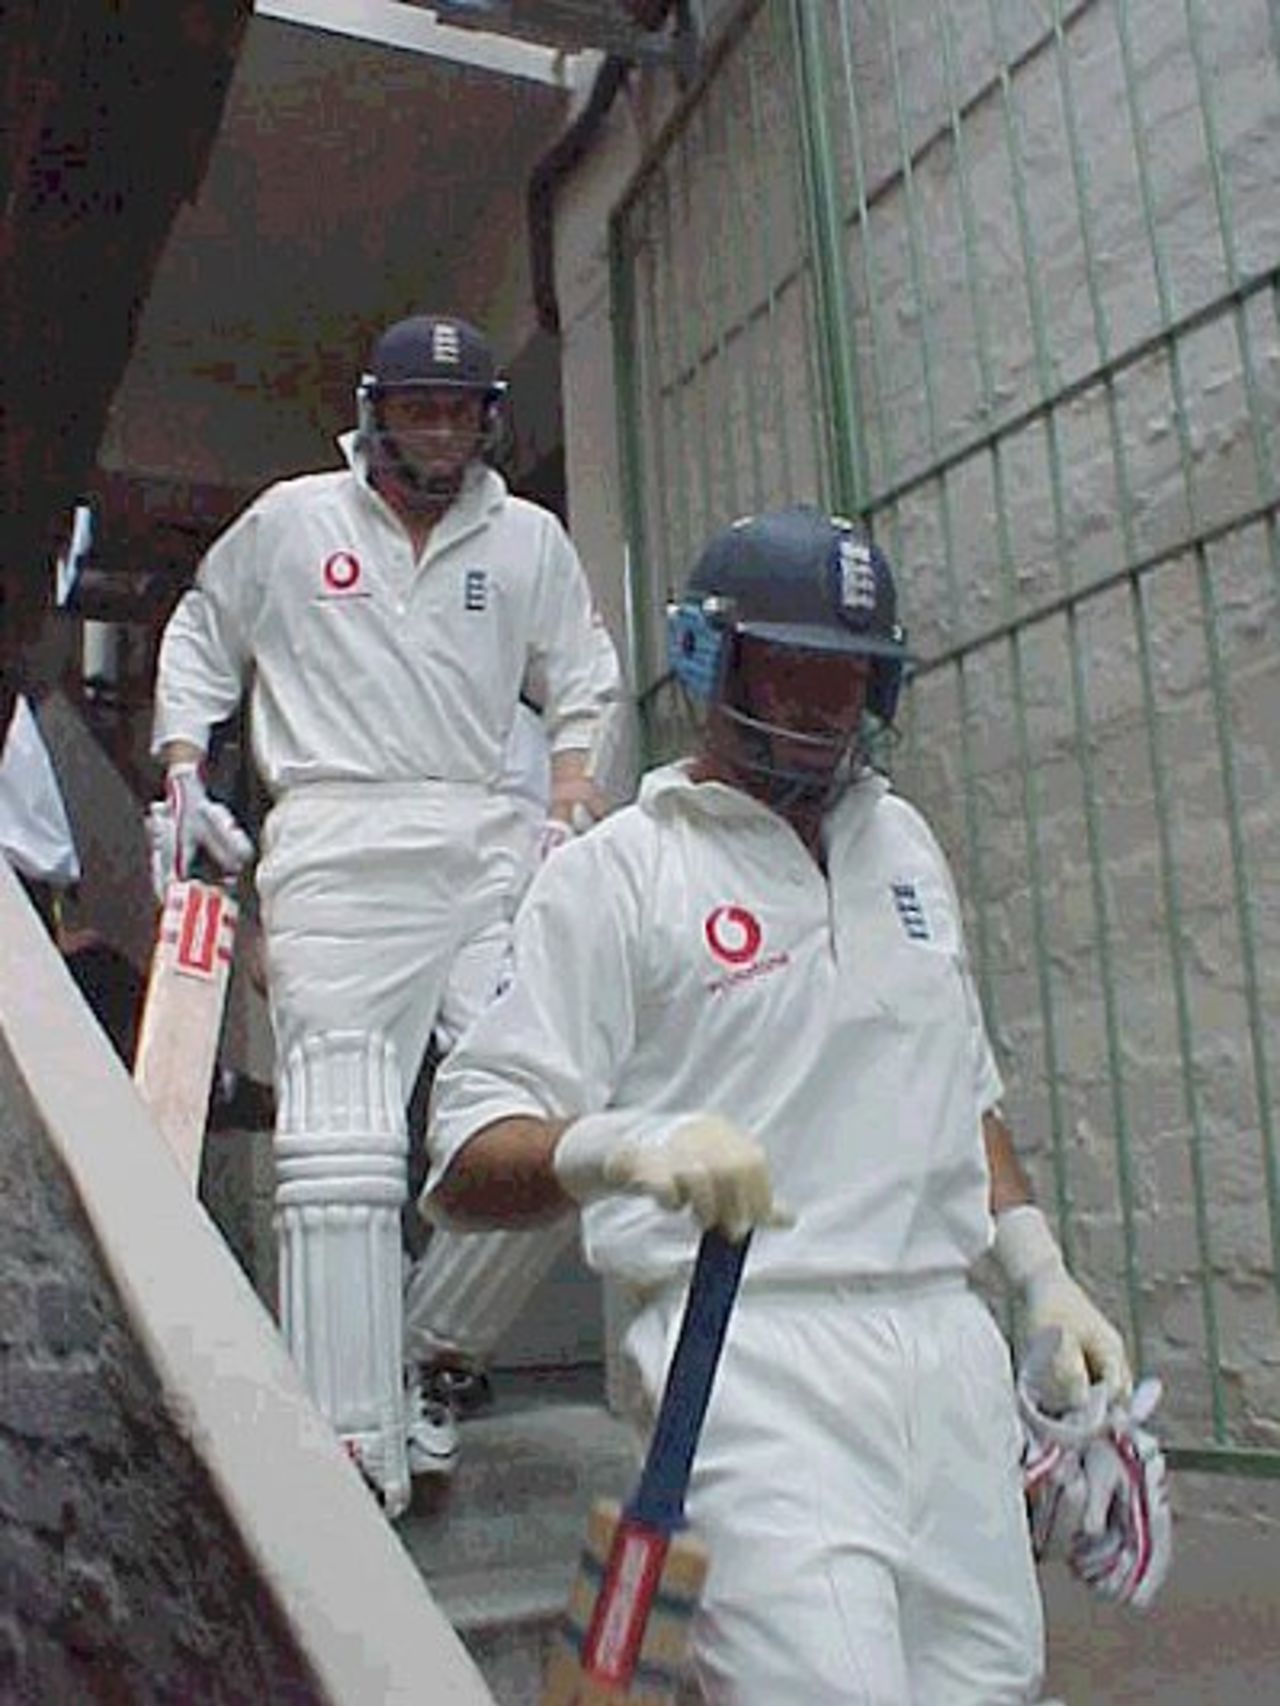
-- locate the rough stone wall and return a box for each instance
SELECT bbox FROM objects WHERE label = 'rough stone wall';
[559,0,1280,1460]
[0,1041,322,1704]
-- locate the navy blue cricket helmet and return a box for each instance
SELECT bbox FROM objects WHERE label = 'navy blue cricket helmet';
[355,314,507,506]
[667,505,910,725]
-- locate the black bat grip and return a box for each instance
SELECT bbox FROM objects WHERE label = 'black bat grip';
[625,1230,751,1534]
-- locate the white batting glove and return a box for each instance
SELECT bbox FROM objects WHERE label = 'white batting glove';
[993,1205,1132,1410]
[1019,1353,1172,1609]
[536,817,575,862]
[146,800,178,902]
[162,761,254,886]
[553,1110,791,1243]
[1073,1379,1172,1610]
[1018,1329,1109,1562]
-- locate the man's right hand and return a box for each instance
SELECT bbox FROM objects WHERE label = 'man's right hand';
[553,1109,790,1243]
[148,762,253,898]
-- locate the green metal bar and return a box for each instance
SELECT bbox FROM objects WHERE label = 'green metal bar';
[655,164,696,577]
[1167,1445,1280,1478]
[962,0,1073,1266]
[787,0,864,514]
[832,0,903,559]
[777,0,832,504]
[873,0,998,1027]
[635,194,678,638]
[610,218,651,692]
[988,0,1151,1344]
[695,94,743,521]
[609,213,659,761]
[1180,0,1280,1318]
[742,19,798,502]
[676,128,720,544]
[718,42,768,510]
[1115,0,1244,1440]
[1048,0,1255,1361]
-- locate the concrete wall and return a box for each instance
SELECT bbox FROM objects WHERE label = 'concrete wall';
[0,858,492,1704]
[97,15,575,495]
[0,1035,321,1700]
[551,0,1280,1468]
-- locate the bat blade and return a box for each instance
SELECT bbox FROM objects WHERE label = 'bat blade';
[541,1499,708,1705]
[132,878,237,1183]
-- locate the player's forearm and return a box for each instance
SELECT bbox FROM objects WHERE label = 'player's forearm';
[984,1104,1133,1402]
[430,1114,575,1228]
[548,747,607,825]
[983,1107,1035,1215]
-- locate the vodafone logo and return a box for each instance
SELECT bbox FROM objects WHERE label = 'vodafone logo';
[704,905,763,967]
[321,551,363,595]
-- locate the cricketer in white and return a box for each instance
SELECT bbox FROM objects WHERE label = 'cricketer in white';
[149,315,624,1512]
[425,507,1131,1703]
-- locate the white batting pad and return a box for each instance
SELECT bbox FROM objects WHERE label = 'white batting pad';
[275,1031,410,1516]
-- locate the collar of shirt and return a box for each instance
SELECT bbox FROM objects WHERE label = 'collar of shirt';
[336,430,508,543]
[638,758,890,843]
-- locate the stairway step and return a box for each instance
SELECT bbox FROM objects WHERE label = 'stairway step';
[435,1561,570,1633]
[398,1401,637,1594]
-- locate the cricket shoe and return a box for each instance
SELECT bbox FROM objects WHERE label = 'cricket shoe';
[404,1368,459,1478]
[422,1362,494,1419]
[341,1427,410,1520]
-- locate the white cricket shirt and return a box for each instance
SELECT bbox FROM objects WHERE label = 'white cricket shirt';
[152,443,619,795]
[429,762,1003,1289]
[0,696,80,887]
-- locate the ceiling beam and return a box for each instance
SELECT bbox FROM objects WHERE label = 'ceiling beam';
[254,0,586,83]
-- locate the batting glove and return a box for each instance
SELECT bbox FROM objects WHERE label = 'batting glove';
[994,1205,1132,1409]
[553,1109,791,1243]
[1072,1379,1172,1610]
[536,816,575,862]
[1018,1329,1109,1562]
[160,762,254,888]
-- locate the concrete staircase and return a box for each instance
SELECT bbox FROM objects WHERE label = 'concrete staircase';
[397,1384,638,1702]
[201,1123,638,1703]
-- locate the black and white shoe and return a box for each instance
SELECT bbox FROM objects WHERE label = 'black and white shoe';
[423,1363,494,1420]
[403,1369,459,1478]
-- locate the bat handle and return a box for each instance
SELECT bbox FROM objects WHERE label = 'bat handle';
[626,1229,750,1534]
[184,850,237,891]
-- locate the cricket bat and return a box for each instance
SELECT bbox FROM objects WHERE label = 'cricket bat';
[132,875,238,1184]
[541,1229,751,1705]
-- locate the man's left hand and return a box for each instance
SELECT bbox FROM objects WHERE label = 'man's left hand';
[539,772,609,861]
[993,1204,1132,1409]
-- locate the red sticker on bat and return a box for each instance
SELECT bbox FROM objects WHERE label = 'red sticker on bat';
[173,886,230,978]
[581,1524,670,1686]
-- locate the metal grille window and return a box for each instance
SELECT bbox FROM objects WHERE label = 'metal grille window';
[610,0,1280,1472]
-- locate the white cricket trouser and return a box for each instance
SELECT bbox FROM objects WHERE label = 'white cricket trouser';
[624,1277,1044,1706]
[258,780,569,1367]
[256,781,520,1079]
